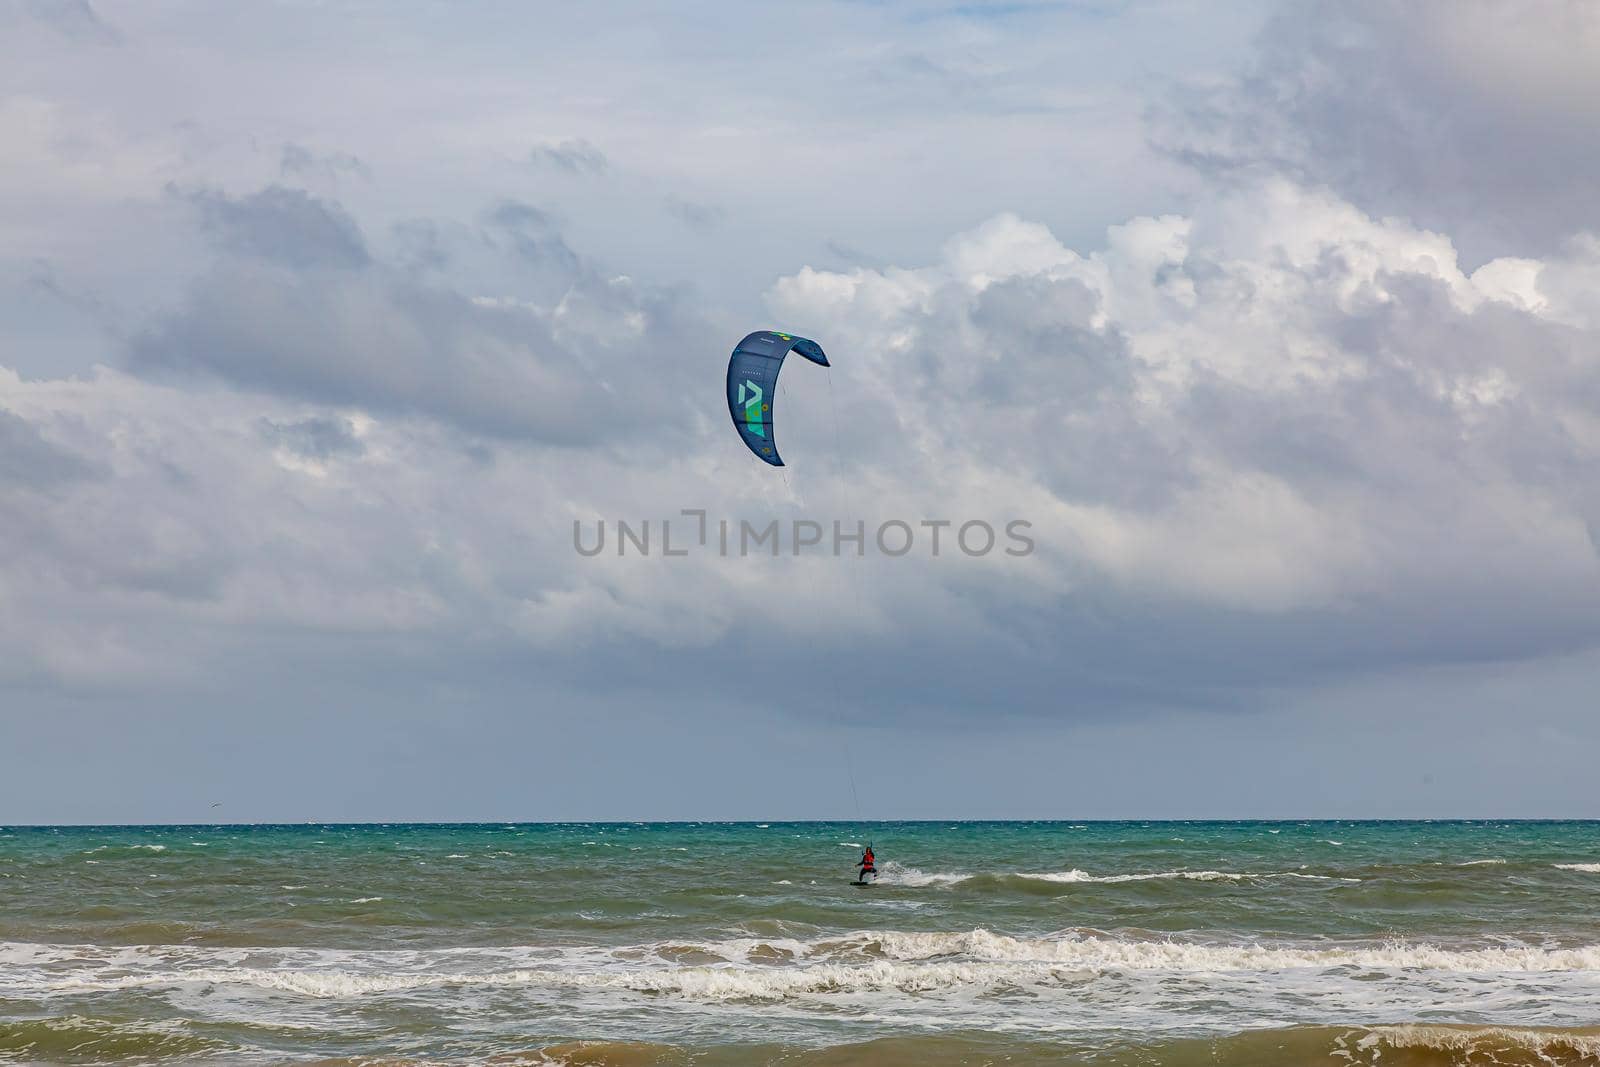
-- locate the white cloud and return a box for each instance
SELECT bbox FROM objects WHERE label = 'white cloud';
[4,176,1598,715]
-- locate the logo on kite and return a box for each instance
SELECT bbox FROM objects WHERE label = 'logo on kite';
[738,380,766,437]
[725,331,829,467]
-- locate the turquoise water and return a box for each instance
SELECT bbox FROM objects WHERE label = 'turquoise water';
[4,821,1600,1063]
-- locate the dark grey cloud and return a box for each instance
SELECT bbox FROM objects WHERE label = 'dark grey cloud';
[279,143,370,183]
[128,186,708,446]
[391,219,452,275]
[177,184,370,270]
[129,268,611,443]
[24,260,123,340]
[259,415,364,461]
[823,241,880,268]
[18,0,119,44]
[527,139,607,176]
[664,196,724,233]
[0,409,98,489]
[0,406,232,613]
[1150,0,1600,263]
[486,200,580,276]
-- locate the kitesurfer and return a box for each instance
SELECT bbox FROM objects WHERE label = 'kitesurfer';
[856,844,877,882]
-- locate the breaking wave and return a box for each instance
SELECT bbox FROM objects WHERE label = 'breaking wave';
[12,929,1600,1004]
[1014,869,1360,884]
[871,862,969,886]
[858,864,1367,889]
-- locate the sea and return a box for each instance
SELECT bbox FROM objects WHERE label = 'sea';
[4,821,1600,1065]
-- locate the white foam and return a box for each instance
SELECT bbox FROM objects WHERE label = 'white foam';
[1362,1024,1600,1058]
[26,932,1600,1009]
[125,961,1005,1001]
[873,862,969,887]
[1019,869,1242,883]
[12,928,1600,998]
[80,844,167,854]
[1016,869,1358,884]
[1015,869,1094,883]
[10,925,1600,1046]
[1554,863,1600,873]
[1276,872,1360,882]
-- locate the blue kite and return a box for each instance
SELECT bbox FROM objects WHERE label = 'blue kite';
[725,330,829,466]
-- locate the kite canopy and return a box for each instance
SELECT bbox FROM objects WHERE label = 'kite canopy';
[725,330,829,466]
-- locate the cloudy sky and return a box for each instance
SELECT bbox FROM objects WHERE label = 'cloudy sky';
[4,0,1600,823]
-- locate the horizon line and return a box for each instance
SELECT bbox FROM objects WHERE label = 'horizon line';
[6,817,1600,829]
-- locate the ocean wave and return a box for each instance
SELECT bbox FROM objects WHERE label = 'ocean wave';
[1019,869,1239,884]
[845,864,1366,888]
[1554,863,1600,873]
[36,941,1600,1005]
[1351,1023,1600,1064]
[14,929,1600,1006]
[872,862,968,887]
[78,844,168,855]
[1014,869,1360,884]
[55,961,1015,1001]
[863,930,1600,973]
[855,864,1340,888]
